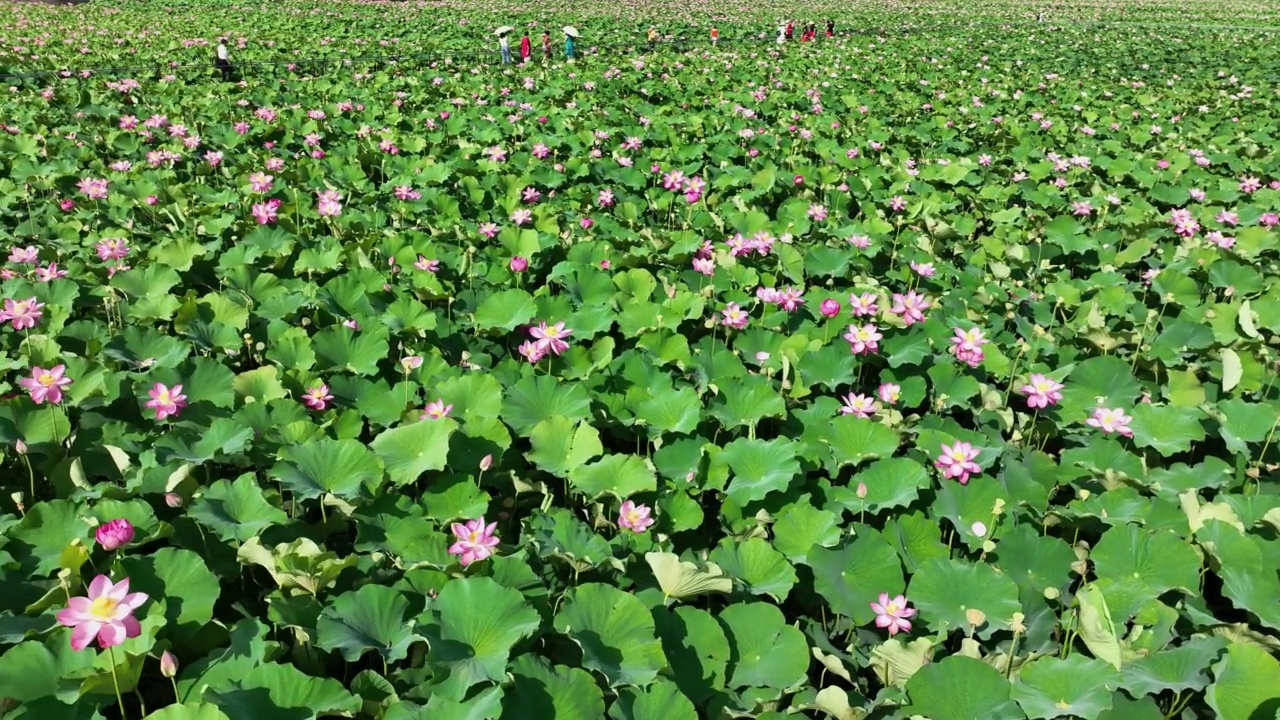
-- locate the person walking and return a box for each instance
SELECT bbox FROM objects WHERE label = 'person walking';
[647,26,658,52]
[520,32,531,63]
[785,21,794,41]
[498,31,512,64]
[542,31,552,61]
[710,26,719,47]
[214,37,233,81]
[564,26,577,60]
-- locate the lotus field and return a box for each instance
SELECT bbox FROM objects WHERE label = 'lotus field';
[1,0,1280,718]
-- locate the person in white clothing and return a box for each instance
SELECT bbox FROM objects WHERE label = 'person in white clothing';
[214,37,232,81]
[498,33,512,64]
[776,25,786,44]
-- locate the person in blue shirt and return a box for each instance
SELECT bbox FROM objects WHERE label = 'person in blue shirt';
[564,30,576,60]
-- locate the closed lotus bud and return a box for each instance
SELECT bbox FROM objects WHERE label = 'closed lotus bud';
[165,492,183,508]
[15,439,27,455]
[160,650,178,678]
[970,521,988,537]
[856,482,868,499]
[819,299,840,317]
[95,519,135,551]
[480,454,493,472]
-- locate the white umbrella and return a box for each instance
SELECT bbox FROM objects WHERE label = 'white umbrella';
[495,26,514,36]
[562,26,580,38]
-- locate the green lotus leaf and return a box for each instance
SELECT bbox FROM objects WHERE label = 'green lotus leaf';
[1011,655,1121,719]
[907,557,1022,635]
[717,437,800,505]
[188,473,289,543]
[501,655,605,720]
[807,533,904,626]
[422,577,542,702]
[709,536,796,602]
[904,655,1021,720]
[717,602,809,690]
[270,438,384,500]
[553,583,666,687]
[526,416,603,477]
[120,548,220,643]
[371,418,457,486]
[317,584,417,663]
[1205,644,1280,720]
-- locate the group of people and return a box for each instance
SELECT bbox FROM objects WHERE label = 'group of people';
[497,27,577,64]
[778,19,835,44]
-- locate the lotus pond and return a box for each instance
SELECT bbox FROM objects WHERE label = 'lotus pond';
[1,1,1279,719]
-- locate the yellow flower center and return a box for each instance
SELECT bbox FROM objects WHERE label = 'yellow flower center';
[38,373,55,387]
[625,510,641,524]
[157,391,171,404]
[885,602,899,615]
[88,596,118,620]
[1034,380,1052,392]
[467,530,482,543]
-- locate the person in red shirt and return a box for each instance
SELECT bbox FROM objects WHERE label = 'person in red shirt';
[785,21,793,40]
[520,32,531,63]
[710,26,719,47]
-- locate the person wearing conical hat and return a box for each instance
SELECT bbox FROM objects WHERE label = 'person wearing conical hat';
[564,28,576,60]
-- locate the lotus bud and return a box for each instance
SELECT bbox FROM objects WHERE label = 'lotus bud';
[165,492,183,508]
[819,299,840,317]
[15,439,27,455]
[160,650,178,678]
[480,454,493,472]
[509,256,529,273]
[95,519,135,551]
[965,608,987,628]
[855,482,868,499]
[970,521,988,537]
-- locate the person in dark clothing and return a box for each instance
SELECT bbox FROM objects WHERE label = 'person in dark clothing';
[826,19,834,37]
[214,37,233,81]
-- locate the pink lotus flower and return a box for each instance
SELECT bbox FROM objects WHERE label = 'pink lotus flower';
[248,172,273,192]
[401,355,424,372]
[1,297,45,330]
[448,516,499,566]
[421,399,453,420]
[19,364,73,404]
[36,263,67,282]
[819,299,840,318]
[598,188,615,207]
[1018,374,1064,409]
[77,177,109,200]
[889,291,930,326]
[877,383,901,404]
[839,393,879,418]
[909,261,936,278]
[302,384,333,411]
[95,519,135,550]
[415,256,440,273]
[9,246,39,264]
[96,239,129,261]
[848,292,878,317]
[251,199,281,224]
[1086,407,1133,437]
[721,303,749,330]
[56,575,148,651]
[160,650,178,677]
[889,195,907,212]
[618,500,654,532]
[869,592,916,636]
[518,340,546,364]
[479,222,500,239]
[843,324,881,355]
[509,256,529,273]
[530,321,571,355]
[949,327,989,368]
[936,441,980,484]
[146,383,188,421]
[808,204,828,221]
[316,189,342,217]
[692,257,715,276]
[511,209,533,226]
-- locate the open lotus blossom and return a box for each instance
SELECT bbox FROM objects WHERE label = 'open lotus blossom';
[95,519,135,550]
[95,238,129,261]
[869,593,916,636]
[56,575,149,651]
[877,383,901,404]
[252,199,281,224]
[618,500,655,533]
[77,177,109,200]
[529,321,572,356]
[302,384,333,411]
[936,441,981,484]
[316,189,342,217]
[421,399,453,420]
[19,364,73,404]
[839,393,879,418]
[1086,407,1133,437]
[9,246,39,264]
[848,292,878,316]
[949,327,989,368]
[448,516,499,566]
[0,297,45,330]
[721,303,749,329]
[1018,374,1065,408]
[146,383,188,421]
[843,323,882,355]
[889,291,930,325]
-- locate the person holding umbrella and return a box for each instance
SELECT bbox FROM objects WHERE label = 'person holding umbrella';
[563,26,578,60]
[520,31,531,63]
[496,26,513,64]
